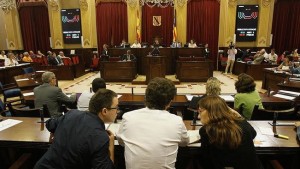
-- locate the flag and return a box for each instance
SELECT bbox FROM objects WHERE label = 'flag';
[173,9,177,42]
[136,10,141,42]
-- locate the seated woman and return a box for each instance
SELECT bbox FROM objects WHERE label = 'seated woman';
[5,53,18,66]
[234,73,264,120]
[188,39,197,48]
[198,95,262,169]
[277,55,292,71]
[188,77,221,111]
[22,51,33,62]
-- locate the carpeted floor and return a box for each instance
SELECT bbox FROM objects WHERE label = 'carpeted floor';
[60,71,262,95]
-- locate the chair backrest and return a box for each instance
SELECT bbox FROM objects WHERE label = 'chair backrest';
[72,56,79,64]
[219,54,228,66]
[23,67,34,74]
[8,103,40,117]
[62,58,73,66]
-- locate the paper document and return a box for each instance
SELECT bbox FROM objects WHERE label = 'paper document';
[187,130,200,144]
[0,119,22,132]
[36,70,45,73]
[23,92,34,96]
[259,127,273,136]
[273,94,295,101]
[16,78,29,82]
[117,95,122,98]
[105,123,121,136]
[278,90,300,97]
[219,95,234,102]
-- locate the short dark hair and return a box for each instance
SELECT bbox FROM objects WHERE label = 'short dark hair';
[89,89,117,115]
[145,77,176,110]
[92,78,106,93]
[235,73,256,93]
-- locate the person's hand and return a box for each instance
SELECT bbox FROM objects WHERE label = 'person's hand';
[295,122,300,127]
[107,130,115,143]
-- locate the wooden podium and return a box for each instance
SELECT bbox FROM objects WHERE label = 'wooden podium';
[144,55,166,83]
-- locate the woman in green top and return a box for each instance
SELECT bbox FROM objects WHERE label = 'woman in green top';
[234,73,264,120]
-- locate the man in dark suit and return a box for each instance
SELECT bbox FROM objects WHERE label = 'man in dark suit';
[121,50,136,61]
[204,43,210,59]
[33,71,76,117]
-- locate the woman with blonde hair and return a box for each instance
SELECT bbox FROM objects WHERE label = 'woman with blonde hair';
[198,95,262,169]
[188,77,221,110]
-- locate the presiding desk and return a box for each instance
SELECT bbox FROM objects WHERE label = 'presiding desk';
[108,47,205,75]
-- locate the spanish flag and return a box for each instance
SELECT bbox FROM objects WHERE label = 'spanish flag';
[173,9,177,42]
[136,10,141,42]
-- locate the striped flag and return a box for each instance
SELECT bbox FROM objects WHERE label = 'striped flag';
[173,9,177,42]
[136,10,141,42]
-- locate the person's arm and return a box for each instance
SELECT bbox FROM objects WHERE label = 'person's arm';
[57,88,76,104]
[45,115,64,133]
[244,120,257,139]
[179,120,189,147]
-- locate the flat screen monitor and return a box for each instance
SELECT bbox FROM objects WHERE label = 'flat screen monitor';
[61,9,82,44]
[235,5,259,42]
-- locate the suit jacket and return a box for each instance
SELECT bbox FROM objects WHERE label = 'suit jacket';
[33,83,76,117]
[121,54,136,61]
[47,56,59,66]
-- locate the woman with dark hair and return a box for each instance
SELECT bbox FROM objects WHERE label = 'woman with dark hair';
[198,95,262,169]
[234,73,264,120]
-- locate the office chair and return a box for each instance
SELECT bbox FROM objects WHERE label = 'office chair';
[8,102,40,117]
[0,82,23,109]
[23,67,34,74]
[0,98,11,116]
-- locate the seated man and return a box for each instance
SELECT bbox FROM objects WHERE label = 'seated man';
[33,71,76,117]
[48,52,63,66]
[120,39,129,48]
[34,89,117,169]
[117,77,189,169]
[131,40,141,48]
[77,78,106,111]
[290,62,300,74]
[170,41,181,48]
[121,50,136,61]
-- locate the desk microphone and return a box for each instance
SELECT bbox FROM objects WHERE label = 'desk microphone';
[190,111,202,126]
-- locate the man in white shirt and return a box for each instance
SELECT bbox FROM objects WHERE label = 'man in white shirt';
[130,40,141,48]
[117,77,189,169]
[268,48,278,65]
[77,78,106,111]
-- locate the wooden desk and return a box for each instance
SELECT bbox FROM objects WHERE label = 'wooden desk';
[0,117,50,149]
[0,63,33,85]
[100,61,137,82]
[262,68,290,90]
[277,80,300,92]
[184,120,300,155]
[14,73,43,91]
[0,117,299,155]
[234,62,277,80]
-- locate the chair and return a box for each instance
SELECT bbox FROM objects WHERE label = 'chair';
[23,67,34,74]
[72,56,79,64]
[219,53,228,67]
[0,82,22,109]
[8,102,41,117]
[0,98,11,116]
[62,58,73,66]
[90,57,100,71]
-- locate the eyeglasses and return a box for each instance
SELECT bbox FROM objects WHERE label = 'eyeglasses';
[108,106,119,110]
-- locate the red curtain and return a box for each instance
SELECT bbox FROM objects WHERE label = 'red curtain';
[19,6,50,53]
[96,2,128,51]
[187,0,220,65]
[272,0,300,54]
[142,6,173,46]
